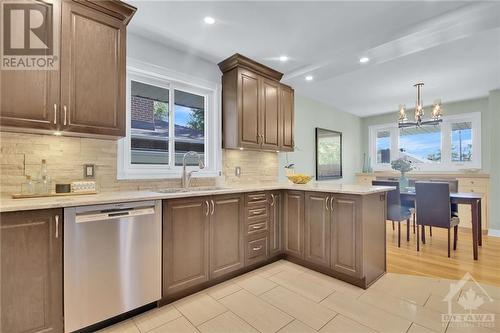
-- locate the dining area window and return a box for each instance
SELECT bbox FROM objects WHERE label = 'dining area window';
[369,112,481,171]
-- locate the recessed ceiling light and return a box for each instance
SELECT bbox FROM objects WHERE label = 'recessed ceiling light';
[279,55,288,62]
[359,57,370,63]
[203,16,215,24]
[305,75,314,81]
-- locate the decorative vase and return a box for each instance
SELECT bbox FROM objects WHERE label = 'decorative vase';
[399,173,408,189]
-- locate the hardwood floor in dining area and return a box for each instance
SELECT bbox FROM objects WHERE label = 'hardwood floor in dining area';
[386,221,500,287]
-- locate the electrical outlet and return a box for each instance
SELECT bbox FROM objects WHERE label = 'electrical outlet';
[235,166,241,177]
[83,164,95,178]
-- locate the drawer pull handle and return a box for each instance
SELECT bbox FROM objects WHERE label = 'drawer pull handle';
[270,193,275,206]
[205,201,209,216]
[252,210,264,215]
[251,225,263,229]
[326,196,330,211]
[63,105,67,126]
[210,200,215,215]
[252,245,263,251]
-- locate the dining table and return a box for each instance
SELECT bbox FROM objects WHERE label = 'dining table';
[400,190,483,260]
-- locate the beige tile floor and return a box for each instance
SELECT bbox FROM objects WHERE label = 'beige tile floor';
[100,260,500,333]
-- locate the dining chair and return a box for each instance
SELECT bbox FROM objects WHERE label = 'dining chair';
[420,179,459,240]
[415,182,460,257]
[373,180,413,247]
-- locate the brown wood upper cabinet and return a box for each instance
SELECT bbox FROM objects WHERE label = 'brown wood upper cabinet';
[1,209,63,333]
[0,0,136,138]
[219,54,294,152]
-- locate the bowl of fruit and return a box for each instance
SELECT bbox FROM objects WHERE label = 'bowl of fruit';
[287,173,313,184]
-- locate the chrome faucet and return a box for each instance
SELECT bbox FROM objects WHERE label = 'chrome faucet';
[181,151,205,189]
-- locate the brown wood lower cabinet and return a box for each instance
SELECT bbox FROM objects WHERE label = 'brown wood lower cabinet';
[210,194,245,279]
[1,209,63,333]
[163,197,210,297]
[163,194,244,298]
[304,192,331,267]
[284,190,304,258]
[330,195,362,277]
[269,191,283,256]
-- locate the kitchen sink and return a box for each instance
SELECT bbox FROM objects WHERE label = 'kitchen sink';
[156,186,227,194]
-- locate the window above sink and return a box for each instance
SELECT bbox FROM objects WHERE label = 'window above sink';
[117,60,222,179]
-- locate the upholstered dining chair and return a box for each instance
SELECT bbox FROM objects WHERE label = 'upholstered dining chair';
[415,182,460,257]
[373,180,413,247]
[420,179,459,241]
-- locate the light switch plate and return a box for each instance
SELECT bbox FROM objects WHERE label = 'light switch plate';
[83,164,95,178]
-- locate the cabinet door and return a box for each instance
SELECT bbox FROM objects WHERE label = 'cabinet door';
[1,209,63,333]
[0,0,60,131]
[163,198,210,297]
[60,1,126,137]
[304,192,331,267]
[269,191,282,256]
[331,196,360,277]
[210,194,244,279]
[238,69,261,148]
[283,190,304,258]
[260,78,280,150]
[279,85,294,151]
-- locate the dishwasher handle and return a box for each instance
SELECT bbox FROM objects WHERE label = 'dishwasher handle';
[75,206,156,223]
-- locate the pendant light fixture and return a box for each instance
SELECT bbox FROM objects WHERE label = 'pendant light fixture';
[398,82,443,128]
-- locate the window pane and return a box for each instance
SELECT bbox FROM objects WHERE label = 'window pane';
[130,81,169,165]
[399,126,441,163]
[376,130,391,164]
[174,90,205,166]
[451,122,472,162]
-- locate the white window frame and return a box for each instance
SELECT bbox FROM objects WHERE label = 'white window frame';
[369,112,481,172]
[117,59,221,179]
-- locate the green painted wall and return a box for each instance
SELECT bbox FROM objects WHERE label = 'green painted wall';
[488,90,500,232]
[278,95,362,184]
[360,92,500,230]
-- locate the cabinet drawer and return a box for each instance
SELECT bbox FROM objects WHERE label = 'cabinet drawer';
[246,192,268,206]
[247,222,268,234]
[246,236,268,265]
[458,178,489,188]
[247,206,268,220]
[458,185,486,194]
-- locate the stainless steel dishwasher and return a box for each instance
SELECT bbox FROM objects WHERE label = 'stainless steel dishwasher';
[64,201,162,332]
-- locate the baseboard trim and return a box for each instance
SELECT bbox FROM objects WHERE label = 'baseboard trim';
[488,229,500,237]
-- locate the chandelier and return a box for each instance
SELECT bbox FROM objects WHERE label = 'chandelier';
[398,82,443,128]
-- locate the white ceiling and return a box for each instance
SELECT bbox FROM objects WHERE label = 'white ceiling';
[128,1,500,117]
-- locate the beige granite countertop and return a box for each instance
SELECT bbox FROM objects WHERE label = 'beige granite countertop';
[0,183,394,213]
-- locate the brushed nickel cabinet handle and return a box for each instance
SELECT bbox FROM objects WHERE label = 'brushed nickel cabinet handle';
[53,104,57,124]
[330,197,335,211]
[325,196,330,211]
[205,200,209,216]
[270,193,275,206]
[251,224,263,229]
[63,105,67,125]
[210,200,215,215]
[55,215,59,238]
[252,245,263,251]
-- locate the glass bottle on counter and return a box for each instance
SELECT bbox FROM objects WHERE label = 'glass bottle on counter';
[21,175,35,194]
[38,175,51,194]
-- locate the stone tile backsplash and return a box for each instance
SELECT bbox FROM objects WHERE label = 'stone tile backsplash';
[0,132,279,194]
